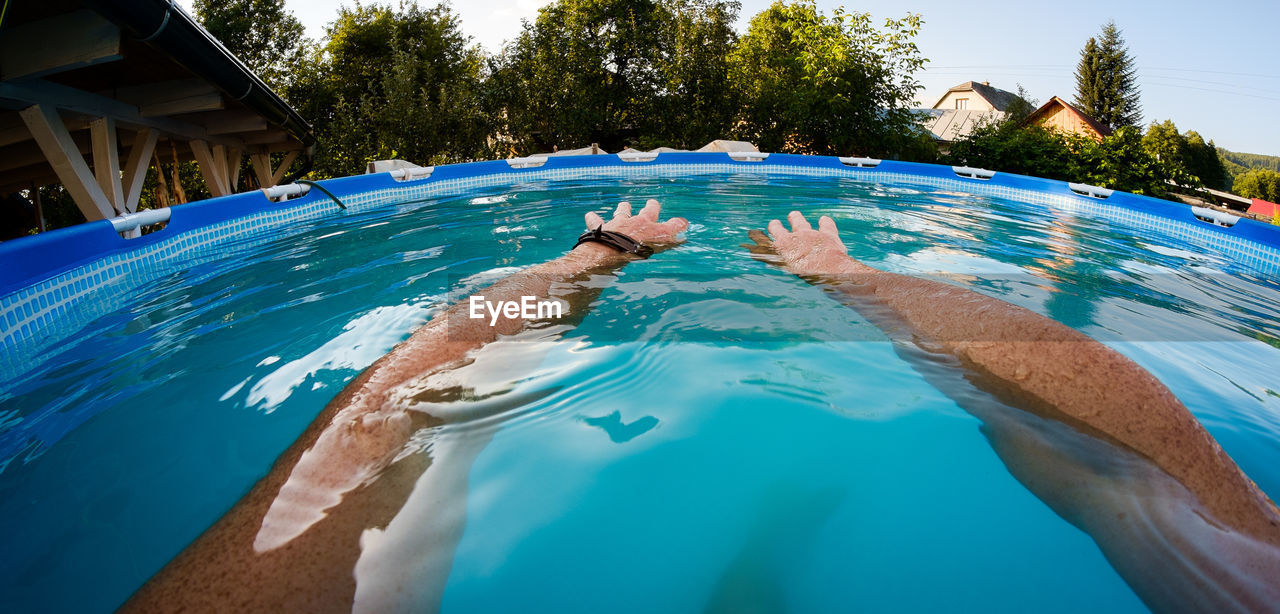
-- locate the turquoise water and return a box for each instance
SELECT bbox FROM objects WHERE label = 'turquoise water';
[2,174,1280,612]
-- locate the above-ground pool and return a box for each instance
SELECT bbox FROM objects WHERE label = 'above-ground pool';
[1,154,1279,612]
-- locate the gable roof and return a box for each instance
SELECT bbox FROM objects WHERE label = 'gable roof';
[916,108,1004,142]
[931,81,1021,112]
[1022,96,1114,138]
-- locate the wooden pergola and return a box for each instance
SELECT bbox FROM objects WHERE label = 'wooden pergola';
[0,0,313,228]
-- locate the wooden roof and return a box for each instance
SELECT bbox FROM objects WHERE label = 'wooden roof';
[1022,96,1114,139]
[0,0,312,195]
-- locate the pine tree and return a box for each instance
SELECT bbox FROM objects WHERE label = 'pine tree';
[1073,21,1142,129]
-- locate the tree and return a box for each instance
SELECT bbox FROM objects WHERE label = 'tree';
[1233,169,1280,202]
[944,123,1076,182]
[292,2,493,177]
[193,0,307,91]
[648,0,741,148]
[1140,120,1228,190]
[727,1,932,159]
[1002,84,1038,124]
[1073,21,1142,130]
[1072,126,1167,197]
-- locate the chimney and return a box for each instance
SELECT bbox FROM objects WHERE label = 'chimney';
[982,81,990,86]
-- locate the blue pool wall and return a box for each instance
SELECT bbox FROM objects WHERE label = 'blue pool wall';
[2,152,1279,378]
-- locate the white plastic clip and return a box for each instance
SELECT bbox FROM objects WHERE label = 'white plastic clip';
[838,156,881,169]
[1068,182,1114,199]
[1191,207,1239,227]
[618,152,659,163]
[952,166,996,180]
[388,166,434,182]
[261,183,310,202]
[506,156,548,169]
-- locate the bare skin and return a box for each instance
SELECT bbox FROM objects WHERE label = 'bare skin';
[748,212,1280,612]
[122,203,1279,613]
[122,200,687,613]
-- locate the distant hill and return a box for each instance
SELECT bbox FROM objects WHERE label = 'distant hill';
[1219,149,1280,178]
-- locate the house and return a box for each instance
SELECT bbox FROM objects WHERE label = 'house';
[918,81,1021,153]
[1022,97,1112,140]
[931,81,1022,112]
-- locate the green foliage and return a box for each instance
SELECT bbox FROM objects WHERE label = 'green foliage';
[1219,149,1280,173]
[1232,169,1280,202]
[193,0,307,91]
[1073,21,1141,130]
[944,120,1236,199]
[289,2,493,178]
[1001,84,1038,124]
[727,1,931,159]
[1140,120,1228,190]
[1073,126,1168,197]
[488,0,743,152]
[1218,149,1280,194]
[489,0,669,151]
[945,122,1075,182]
[651,0,742,148]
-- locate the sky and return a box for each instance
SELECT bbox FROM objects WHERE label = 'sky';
[180,0,1280,156]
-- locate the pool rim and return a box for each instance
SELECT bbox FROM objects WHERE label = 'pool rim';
[2,151,1278,357]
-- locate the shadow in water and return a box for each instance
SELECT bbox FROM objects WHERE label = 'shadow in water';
[582,410,659,443]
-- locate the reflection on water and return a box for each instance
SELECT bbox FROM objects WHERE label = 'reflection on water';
[1,174,1278,612]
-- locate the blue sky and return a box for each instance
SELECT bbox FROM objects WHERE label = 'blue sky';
[182,0,1280,155]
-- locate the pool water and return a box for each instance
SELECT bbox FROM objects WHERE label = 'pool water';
[2,174,1279,612]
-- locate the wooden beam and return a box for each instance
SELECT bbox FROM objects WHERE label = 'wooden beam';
[0,10,122,81]
[19,105,114,221]
[90,117,124,213]
[240,129,288,145]
[0,113,93,148]
[140,93,224,117]
[190,139,230,198]
[207,115,269,135]
[122,128,158,213]
[226,147,242,192]
[271,150,299,185]
[249,151,273,187]
[211,143,228,187]
[111,79,217,105]
[0,79,249,149]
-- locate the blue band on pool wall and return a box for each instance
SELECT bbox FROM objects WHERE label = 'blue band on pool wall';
[2,152,1279,377]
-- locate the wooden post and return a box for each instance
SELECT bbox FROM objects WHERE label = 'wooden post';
[31,182,46,232]
[249,150,272,187]
[226,146,242,193]
[19,104,115,221]
[169,141,187,204]
[89,116,124,214]
[121,127,158,213]
[270,150,299,186]
[191,139,230,197]
[152,149,171,208]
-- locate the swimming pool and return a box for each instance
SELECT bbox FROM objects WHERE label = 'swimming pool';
[1,154,1279,612]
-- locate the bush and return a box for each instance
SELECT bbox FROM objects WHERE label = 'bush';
[728,0,932,159]
[1232,169,1280,203]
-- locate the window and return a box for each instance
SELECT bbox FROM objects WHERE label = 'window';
[955,98,969,110]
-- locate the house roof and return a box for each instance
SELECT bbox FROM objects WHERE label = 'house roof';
[931,81,1021,112]
[916,108,1004,142]
[1022,96,1114,138]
